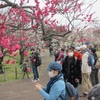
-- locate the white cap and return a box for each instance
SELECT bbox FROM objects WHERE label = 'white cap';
[80,45,87,50]
[75,47,80,50]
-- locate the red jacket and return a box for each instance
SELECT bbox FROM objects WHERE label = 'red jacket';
[74,51,82,60]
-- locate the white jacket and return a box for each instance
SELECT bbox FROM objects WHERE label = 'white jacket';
[81,52,91,73]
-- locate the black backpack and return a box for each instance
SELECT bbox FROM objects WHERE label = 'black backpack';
[36,56,42,66]
[31,52,42,66]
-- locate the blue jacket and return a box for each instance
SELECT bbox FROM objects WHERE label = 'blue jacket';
[40,76,66,100]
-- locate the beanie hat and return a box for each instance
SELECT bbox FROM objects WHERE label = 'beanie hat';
[80,45,87,51]
[85,42,89,45]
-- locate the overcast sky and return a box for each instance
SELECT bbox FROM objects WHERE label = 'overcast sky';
[92,0,100,20]
[8,0,100,22]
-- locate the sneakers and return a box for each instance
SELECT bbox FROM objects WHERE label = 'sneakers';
[37,78,40,81]
[32,78,40,82]
[34,80,37,82]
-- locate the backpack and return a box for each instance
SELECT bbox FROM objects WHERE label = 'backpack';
[21,62,28,72]
[59,81,76,100]
[50,78,76,100]
[36,56,42,66]
[65,82,76,100]
[31,53,42,66]
[54,52,60,61]
[86,52,94,67]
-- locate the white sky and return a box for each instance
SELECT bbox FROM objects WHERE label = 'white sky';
[3,0,100,24]
[8,0,100,20]
[92,0,100,20]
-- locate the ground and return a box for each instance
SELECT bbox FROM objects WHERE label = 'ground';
[0,49,88,100]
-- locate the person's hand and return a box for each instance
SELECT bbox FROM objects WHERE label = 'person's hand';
[35,83,43,88]
[75,78,79,83]
[31,79,43,87]
[31,79,43,91]
[35,84,42,91]
[71,96,75,100]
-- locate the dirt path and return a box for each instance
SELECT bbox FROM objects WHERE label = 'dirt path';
[0,49,87,100]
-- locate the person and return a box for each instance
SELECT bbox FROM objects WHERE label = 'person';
[62,47,81,100]
[33,62,66,100]
[87,84,100,100]
[30,48,40,82]
[90,48,99,86]
[74,47,82,84]
[57,48,66,65]
[49,45,53,56]
[74,47,82,60]
[54,47,61,61]
[21,59,30,79]
[80,45,92,96]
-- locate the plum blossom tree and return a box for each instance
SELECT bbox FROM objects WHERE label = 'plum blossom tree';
[0,0,98,74]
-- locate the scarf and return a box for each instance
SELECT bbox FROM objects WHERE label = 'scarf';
[46,73,63,93]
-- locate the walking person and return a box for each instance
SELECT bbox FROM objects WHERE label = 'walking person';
[33,62,66,100]
[49,45,53,56]
[80,45,92,96]
[90,48,99,86]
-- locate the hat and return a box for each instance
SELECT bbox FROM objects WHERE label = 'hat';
[47,62,62,71]
[75,47,80,51]
[85,42,89,45]
[87,84,100,100]
[80,45,87,50]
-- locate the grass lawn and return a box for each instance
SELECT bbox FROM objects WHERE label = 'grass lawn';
[0,52,33,82]
[0,63,33,82]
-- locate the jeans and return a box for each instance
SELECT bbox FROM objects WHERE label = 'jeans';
[32,66,39,80]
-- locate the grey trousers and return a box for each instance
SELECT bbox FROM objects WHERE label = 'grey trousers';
[90,69,98,86]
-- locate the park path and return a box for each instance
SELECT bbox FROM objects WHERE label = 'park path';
[0,49,87,100]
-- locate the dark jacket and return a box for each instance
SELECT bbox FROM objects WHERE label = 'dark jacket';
[62,56,81,87]
[30,52,39,66]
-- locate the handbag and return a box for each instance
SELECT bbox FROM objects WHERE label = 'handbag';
[27,67,31,73]
[95,60,100,69]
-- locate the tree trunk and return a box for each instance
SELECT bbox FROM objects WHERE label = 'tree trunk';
[0,57,4,74]
[0,47,4,74]
[19,50,24,65]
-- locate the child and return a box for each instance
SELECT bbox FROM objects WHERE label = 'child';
[21,59,30,79]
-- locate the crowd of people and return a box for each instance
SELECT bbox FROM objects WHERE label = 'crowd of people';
[32,42,100,100]
[21,42,100,100]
